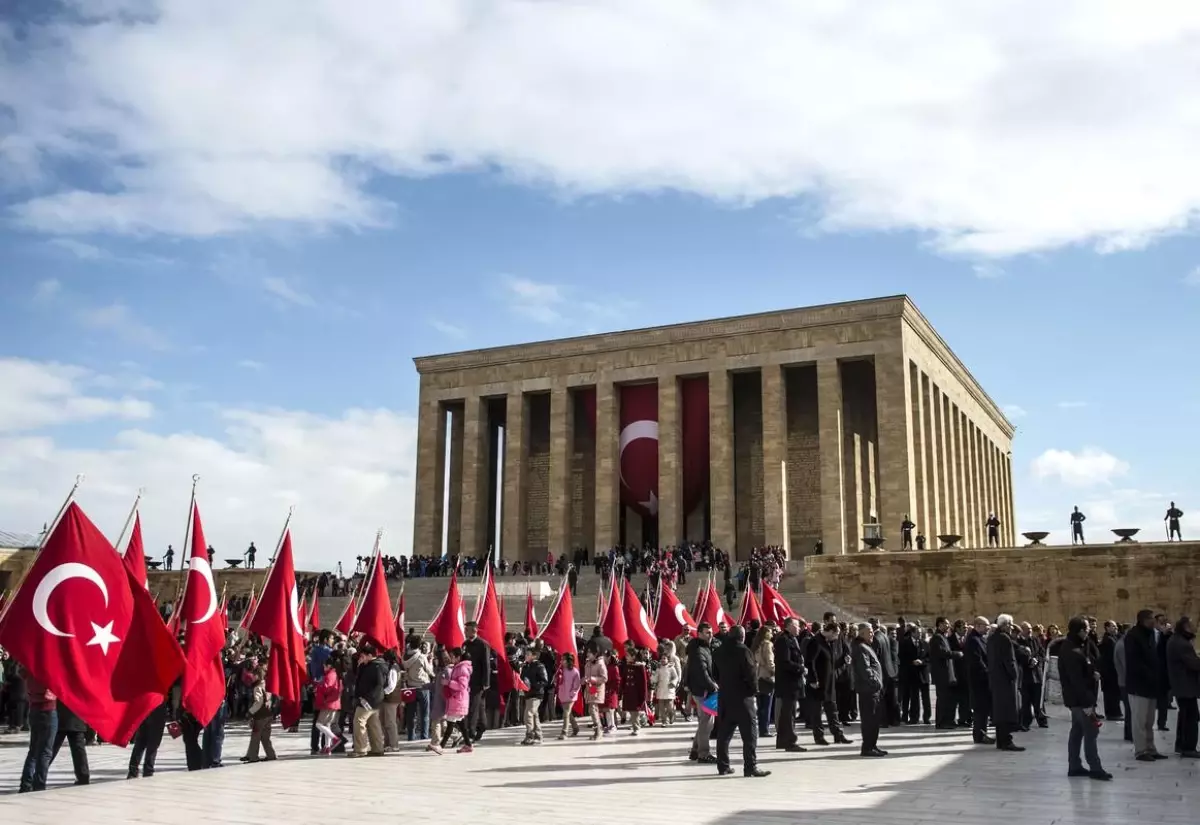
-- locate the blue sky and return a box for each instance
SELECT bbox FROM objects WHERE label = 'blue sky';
[2,2,1198,566]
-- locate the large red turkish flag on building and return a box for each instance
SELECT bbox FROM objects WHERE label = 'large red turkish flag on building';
[427,572,466,649]
[0,502,185,746]
[179,502,227,725]
[121,512,149,590]
[246,530,307,703]
[619,383,659,519]
[654,579,696,639]
[351,553,399,652]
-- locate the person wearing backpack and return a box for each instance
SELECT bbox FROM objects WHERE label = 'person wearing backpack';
[241,667,276,763]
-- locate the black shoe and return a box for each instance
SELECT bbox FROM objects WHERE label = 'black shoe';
[861,748,887,757]
[1157,726,1170,732]
[974,736,996,745]
[698,754,717,764]
[780,744,807,753]
[1068,768,1090,777]
[814,736,831,746]
[1182,751,1200,759]
[745,768,771,778]
[834,736,854,745]
[1037,722,1049,729]
[1151,753,1169,760]
[1089,770,1113,781]
[1135,754,1157,762]
[718,767,735,776]
[688,751,698,761]
[998,743,1025,752]
[1018,726,1031,732]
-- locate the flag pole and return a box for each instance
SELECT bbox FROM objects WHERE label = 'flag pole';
[0,473,85,629]
[112,487,145,555]
[176,474,200,614]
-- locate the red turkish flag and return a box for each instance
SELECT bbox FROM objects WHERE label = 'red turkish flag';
[622,579,657,649]
[737,586,764,627]
[697,578,728,630]
[654,579,696,639]
[308,590,321,632]
[761,582,800,625]
[619,383,659,518]
[239,585,257,632]
[691,578,707,619]
[473,566,506,654]
[351,553,399,652]
[246,530,307,703]
[427,572,466,649]
[524,587,539,638]
[121,512,149,590]
[297,594,307,632]
[0,502,185,746]
[180,503,227,725]
[394,590,405,640]
[536,580,577,658]
[333,591,357,636]
[600,574,628,651]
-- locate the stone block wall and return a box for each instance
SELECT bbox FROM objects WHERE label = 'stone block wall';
[732,371,765,555]
[785,365,821,555]
[524,393,551,555]
[804,541,1200,626]
[569,391,596,551]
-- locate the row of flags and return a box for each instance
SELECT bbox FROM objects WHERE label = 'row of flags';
[0,480,801,752]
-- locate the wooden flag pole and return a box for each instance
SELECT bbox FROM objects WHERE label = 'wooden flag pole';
[112,487,145,556]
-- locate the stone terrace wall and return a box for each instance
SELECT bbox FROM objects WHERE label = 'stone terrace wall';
[804,541,1200,626]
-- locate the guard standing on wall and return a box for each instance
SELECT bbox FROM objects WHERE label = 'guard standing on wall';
[900,516,916,551]
[985,513,1001,547]
[1165,502,1184,541]
[1070,507,1086,545]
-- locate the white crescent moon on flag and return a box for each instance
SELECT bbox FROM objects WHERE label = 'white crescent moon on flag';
[772,599,790,619]
[618,419,658,490]
[33,563,109,638]
[189,555,218,624]
[715,607,726,627]
[673,602,689,627]
[639,606,655,638]
[289,584,304,636]
[456,605,465,635]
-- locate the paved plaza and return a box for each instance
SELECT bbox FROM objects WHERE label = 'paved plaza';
[0,706,1195,824]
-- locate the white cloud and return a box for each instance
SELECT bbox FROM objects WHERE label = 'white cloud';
[76,302,171,351]
[237,359,265,371]
[0,359,417,569]
[8,2,1200,257]
[261,276,316,308]
[1184,266,1200,286]
[32,278,62,304]
[973,263,1005,279]
[429,319,466,339]
[1002,404,1027,419]
[0,358,154,433]
[1056,401,1088,409]
[1031,447,1129,487]
[49,238,105,260]
[500,275,635,327]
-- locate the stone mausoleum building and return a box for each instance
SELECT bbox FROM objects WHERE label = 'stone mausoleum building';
[411,295,1015,561]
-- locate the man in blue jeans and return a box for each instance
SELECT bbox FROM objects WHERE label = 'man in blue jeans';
[202,700,227,768]
[1057,616,1112,781]
[19,668,58,793]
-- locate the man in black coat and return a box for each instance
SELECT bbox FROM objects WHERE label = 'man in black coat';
[987,616,1024,752]
[128,699,170,779]
[685,623,719,763]
[463,622,493,740]
[1016,622,1048,730]
[713,625,769,778]
[852,623,888,758]
[1125,609,1163,760]
[1057,616,1111,780]
[898,623,931,725]
[869,619,900,726]
[1097,621,1123,720]
[804,622,851,746]
[930,617,959,729]
[49,703,89,786]
[772,617,807,753]
[949,620,972,726]
[964,617,994,745]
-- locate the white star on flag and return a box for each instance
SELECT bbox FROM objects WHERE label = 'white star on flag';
[639,490,659,516]
[86,621,120,655]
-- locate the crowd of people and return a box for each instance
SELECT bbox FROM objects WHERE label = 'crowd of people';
[6,581,1198,792]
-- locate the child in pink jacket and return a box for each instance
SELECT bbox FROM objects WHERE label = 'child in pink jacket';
[431,647,473,755]
[556,652,582,739]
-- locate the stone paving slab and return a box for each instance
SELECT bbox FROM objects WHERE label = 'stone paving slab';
[0,707,1195,824]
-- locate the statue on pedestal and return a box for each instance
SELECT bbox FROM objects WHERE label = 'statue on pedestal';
[1165,502,1184,541]
[1069,506,1086,545]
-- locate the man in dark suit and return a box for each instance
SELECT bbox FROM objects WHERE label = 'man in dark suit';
[772,617,807,753]
[899,623,931,725]
[930,617,959,729]
[713,625,769,778]
[987,615,1025,752]
[965,617,994,745]
[463,622,493,740]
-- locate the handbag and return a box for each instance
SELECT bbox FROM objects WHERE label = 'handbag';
[166,721,182,739]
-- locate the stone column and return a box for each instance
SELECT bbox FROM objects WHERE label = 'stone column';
[1004,451,1016,546]
[547,385,573,557]
[657,375,683,548]
[873,351,915,551]
[459,395,490,559]
[708,366,736,552]
[816,358,846,554]
[411,394,446,557]
[761,364,788,553]
[594,378,620,551]
[922,374,942,539]
[501,390,527,561]
[910,362,929,548]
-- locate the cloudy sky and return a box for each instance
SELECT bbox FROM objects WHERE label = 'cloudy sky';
[2,1,1198,568]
